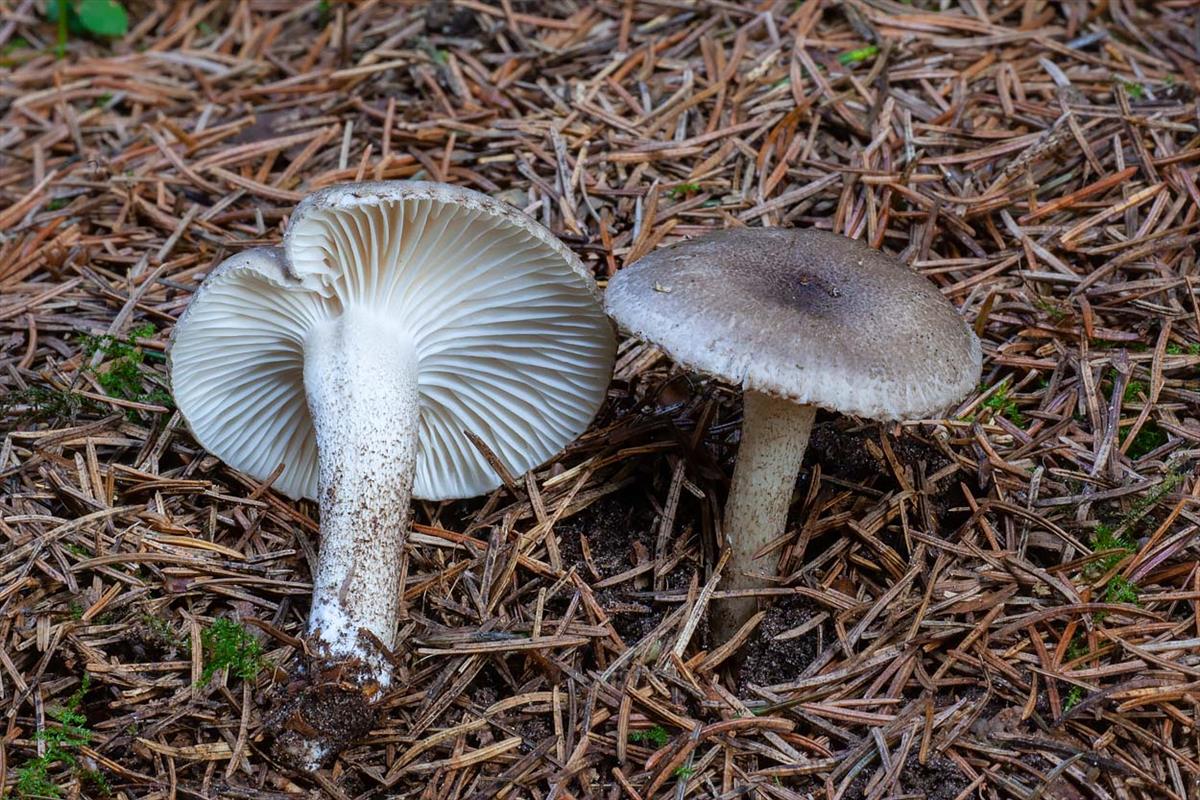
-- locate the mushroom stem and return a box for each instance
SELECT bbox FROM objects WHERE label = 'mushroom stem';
[303,308,420,681]
[712,390,815,645]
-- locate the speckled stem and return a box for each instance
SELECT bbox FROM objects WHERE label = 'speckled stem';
[712,391,814,645]
[303,308,419,680]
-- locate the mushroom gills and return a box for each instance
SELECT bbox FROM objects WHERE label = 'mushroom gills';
[303,306,420,682]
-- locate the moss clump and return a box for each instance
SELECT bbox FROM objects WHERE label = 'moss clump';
[628,725,670,747]
[668,182,701,199]
[15,676,97,799]
[79,322,172,419]
[1104,575,1140,605]
[1122,422,1167,459]
[200,618,264,684]
[0,385,98,423]
[980,380,1025,426]
[1122,379,1145,403]
[1085,522,1138,615]
[1090,524,1135,572]
[1118,79,1146,99]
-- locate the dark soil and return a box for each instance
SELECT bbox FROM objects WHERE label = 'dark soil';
[844,753,971,800]
[556,485,698,645]
[736,595,824,692]
[809,419,970,532]
[809,419,948,482]
[266,658,382,770]
[468,670,554,754]
[898,753,973,800]
[556,488,659,579]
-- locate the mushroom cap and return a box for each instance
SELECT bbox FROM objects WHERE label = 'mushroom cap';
[604,227,981,420]
[170,181,614,501]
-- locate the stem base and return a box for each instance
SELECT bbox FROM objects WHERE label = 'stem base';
[267,654,384,771]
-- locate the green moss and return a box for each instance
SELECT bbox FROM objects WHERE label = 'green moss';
[981,380,1025,426]
[79,323,172,420]
[81,768,111,796]
[1119,79,1146,100]
[1063,685,1084,711]
[1034,297,1065,321]
[0,385,100,423]
[1087,474,1183,604]
[1065,634,1089,663]
[1124,471,1183,524]
[628,725,670,747]
[316,0,332,26]
[41,709,91,752]
[2,36,30,55]
[673,765,696,779]
[15,677,93,798]
[1086,525,1135,615]
[1104,575,1140,605]
[1122,422,1167,459]
[15,759,61,798]
[668,182,701,199]
[200,619,263,684]
[96,356,143,399]
[1091,524,1135,571]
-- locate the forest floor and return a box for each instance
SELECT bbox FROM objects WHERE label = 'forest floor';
[2,1,1200,798]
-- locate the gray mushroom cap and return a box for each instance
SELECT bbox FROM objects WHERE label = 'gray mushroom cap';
[604,228,982,420]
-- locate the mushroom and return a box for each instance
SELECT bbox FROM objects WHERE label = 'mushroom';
[604,228,981,644]
[170,182,614,765]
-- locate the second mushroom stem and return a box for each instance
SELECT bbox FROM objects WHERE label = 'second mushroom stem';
[303,308,420,684]
[713,390,815,645]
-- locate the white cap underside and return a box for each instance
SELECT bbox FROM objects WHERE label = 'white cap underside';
[170,185,614,501]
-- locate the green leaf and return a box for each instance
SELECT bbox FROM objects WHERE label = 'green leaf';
[75,0,128,38]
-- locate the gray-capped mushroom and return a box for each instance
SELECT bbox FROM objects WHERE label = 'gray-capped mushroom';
[604,227,981,644]
[170,181,615,766]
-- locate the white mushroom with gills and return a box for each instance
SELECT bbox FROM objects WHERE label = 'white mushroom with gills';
[604,227,981,645]
[169,182,614,766]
